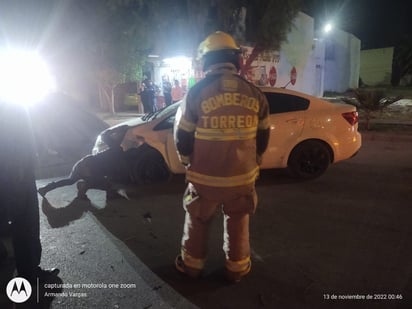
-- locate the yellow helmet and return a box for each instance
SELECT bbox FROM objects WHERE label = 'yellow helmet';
[197,31,240,60]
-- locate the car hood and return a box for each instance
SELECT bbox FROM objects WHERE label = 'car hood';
[108,116,147,129]
[98,116,147,145]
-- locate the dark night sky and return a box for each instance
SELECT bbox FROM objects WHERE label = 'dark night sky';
[1,1,411,52]
[302,0,412,49]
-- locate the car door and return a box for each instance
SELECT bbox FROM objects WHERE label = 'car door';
[153,112,186,174]
[261,92,309,168]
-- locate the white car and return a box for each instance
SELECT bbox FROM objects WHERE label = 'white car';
[93,87,361,179]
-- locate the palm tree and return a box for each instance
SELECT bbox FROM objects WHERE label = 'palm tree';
[392,35,412,86]
[342,89,402,130]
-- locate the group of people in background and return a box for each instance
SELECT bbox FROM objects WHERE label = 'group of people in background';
[139,76,185,113]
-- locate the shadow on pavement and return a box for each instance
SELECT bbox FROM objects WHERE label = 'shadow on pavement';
[36,171,320,308]
[41,197,96,228]
[81,173,311,308]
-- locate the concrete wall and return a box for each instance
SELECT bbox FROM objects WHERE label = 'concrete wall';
[301,38,325,97]
[323,29,360,93]
[360,47,394,86]
[241,12,360,96]
[241,12,325,97]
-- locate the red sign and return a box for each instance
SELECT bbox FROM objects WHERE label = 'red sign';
[290,67,297,85]
[269,66,277,87]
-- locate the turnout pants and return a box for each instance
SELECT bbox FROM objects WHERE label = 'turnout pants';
[180,182,257,274]
[8,178,42,282]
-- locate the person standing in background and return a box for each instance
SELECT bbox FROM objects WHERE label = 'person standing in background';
[171,79,184,103]
[162,76,172,106]
[139,78,156,113]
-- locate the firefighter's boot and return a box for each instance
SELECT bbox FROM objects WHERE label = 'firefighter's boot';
[175,255,202,279]
[225,260,251,283]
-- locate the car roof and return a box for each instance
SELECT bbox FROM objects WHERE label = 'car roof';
[260,87,317,101]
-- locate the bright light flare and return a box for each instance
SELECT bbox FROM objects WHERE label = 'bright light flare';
[162,56,192,69]
[323,23,333,33]
[0,50,56,105]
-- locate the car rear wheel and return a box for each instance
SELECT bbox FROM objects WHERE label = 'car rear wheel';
[287,140,331,179]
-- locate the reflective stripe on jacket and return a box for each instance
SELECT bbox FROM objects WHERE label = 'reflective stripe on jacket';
[174,63,270,188]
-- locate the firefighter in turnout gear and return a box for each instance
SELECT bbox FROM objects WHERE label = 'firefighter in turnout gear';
[0,100,60,288]
[174,31,270,282]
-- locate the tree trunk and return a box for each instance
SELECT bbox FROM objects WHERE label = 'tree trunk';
[365,113,371,130]
[240,45,264,78]
[97,82,112,112]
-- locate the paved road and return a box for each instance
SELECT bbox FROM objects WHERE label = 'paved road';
[1,178,196,309]
[18,132,409,309]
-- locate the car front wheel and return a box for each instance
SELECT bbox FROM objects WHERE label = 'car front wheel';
[287,140,331,179]
[130,148,171,184]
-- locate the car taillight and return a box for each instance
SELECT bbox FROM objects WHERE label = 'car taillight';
[342,111,358,126]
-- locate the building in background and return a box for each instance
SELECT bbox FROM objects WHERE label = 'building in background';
[241,12,326,97]
[148,12,360,100]
[359,47,394,86]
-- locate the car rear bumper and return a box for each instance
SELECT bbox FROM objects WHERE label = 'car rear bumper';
[334,131,362,162]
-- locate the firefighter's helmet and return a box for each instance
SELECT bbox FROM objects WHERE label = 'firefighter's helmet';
[197,31,240,59]
[197,31,241,71]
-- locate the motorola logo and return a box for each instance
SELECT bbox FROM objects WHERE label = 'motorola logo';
[6,277,32,303]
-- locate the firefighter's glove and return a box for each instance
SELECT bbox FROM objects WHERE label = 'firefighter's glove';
[179,155,190,166]
[183,183,199,209]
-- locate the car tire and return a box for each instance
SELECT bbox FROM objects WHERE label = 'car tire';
[287,140,331,179]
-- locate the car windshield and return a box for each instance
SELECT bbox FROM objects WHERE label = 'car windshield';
[141,102,180,121]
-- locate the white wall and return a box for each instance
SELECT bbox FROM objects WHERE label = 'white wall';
[300,38,325,97]
[241,12,325,97]
[322,29,360,93]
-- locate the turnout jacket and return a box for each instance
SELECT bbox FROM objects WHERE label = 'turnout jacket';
[174,63,270,188]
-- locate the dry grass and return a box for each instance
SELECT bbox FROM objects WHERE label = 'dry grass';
[363,107,412,121]
[358,123,412,133]
[326,86,412,132]
[358,107,412,132]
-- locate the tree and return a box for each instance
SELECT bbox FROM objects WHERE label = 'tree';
[1,0,303,109]
[82,0,303,107]
[189,0,302,76]
[342,89,402,130]
[0,0,156,110]
[51,0,157,111]
[392,35,412,86]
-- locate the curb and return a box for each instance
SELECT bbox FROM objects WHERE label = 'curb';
[360,131,412,143]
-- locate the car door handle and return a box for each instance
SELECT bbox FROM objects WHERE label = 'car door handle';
[286,118,304,125]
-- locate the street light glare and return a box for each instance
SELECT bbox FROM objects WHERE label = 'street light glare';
[324,23,333,33]
[0,49,56,105]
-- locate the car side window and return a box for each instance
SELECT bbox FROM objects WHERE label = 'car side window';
[264,93,310,114]
[153,115,175,131]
